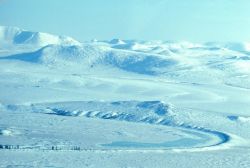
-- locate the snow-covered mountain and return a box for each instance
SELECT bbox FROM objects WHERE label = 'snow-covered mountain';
[0,27,249,77]
[0,26,249,87]
[0,26,80,47]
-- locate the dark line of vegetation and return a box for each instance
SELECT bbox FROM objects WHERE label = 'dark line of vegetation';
[0,144,81,151]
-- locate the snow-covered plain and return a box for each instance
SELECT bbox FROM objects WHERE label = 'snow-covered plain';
[0,26,250,167]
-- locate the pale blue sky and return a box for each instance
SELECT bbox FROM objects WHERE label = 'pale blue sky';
[1,0,250,42]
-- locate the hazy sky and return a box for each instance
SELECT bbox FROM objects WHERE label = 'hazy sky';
[1,0,250,42]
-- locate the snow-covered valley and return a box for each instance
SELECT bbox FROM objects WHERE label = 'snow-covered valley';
[1,26,250,167]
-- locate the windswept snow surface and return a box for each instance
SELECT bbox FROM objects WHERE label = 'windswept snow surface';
[1,27,250,168]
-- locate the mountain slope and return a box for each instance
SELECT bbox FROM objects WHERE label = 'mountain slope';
[1,44,178,75]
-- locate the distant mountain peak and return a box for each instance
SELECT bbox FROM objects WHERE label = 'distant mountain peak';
[109,38,126,45]
[0,25,81,47]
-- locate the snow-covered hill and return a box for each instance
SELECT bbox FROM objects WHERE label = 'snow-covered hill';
[0,26,80,47]
[1,43,180,75]
[1,34,249,78]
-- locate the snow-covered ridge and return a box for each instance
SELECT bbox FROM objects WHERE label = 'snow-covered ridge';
[2,44,179,75]
[1,101,231,150]
[1,26,250,53]
[0,26,80,47]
